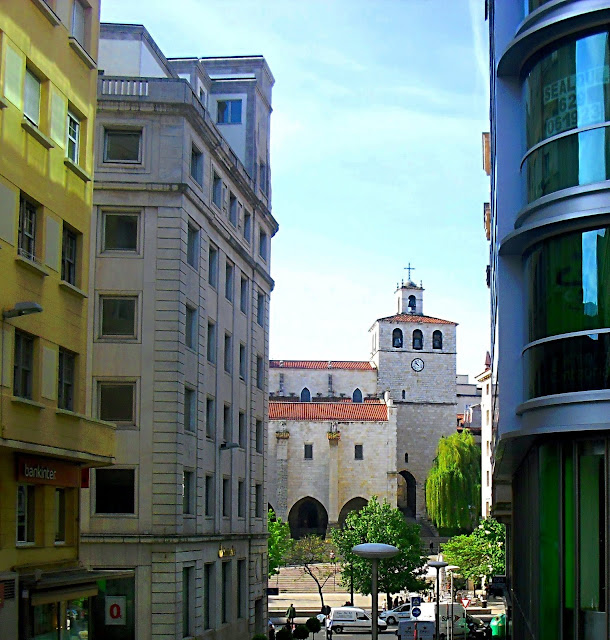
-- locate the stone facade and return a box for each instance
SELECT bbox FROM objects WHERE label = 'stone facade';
[79,24,276,640]
[268,281,458,536]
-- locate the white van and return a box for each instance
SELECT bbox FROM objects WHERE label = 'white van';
[409,602,469,638]
[326,606,388,634]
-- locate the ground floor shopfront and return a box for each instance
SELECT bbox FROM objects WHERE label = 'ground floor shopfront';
[508,433,610,640]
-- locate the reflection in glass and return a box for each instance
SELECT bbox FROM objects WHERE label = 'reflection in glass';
[525,226,610,341]
[526,333,610,398]
[524,0,553,17]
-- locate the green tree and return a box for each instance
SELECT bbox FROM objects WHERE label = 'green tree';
[425,431,481,533]
[441,517,505,586]
[268,510,292,577]
[306,617,322,638]
[331,496,426,606]
[285,535,336,610]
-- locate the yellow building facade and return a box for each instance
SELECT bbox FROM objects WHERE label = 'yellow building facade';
[0,1,115,638]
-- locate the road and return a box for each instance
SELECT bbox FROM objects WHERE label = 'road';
[270,618,397,639]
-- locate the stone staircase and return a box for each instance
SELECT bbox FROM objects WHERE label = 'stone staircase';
[269,564,346,593]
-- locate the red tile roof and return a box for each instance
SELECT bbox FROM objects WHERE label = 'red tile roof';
[376,313,456,325]
[269,402,388,422]
[270,360,375,370]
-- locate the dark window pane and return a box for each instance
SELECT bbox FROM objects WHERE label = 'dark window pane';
[95,469,135,513]
[105,131,141,162]
[99,384,134,423]
[101,298,136,336]
[104,214,138,251]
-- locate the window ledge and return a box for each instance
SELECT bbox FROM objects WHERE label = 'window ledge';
[22,119,55,149]
[31,0,61,25]
[68,37,96,70]
[56,408,88,420]
[64,157,92,182]
[0,96,9,109]
[59,280,88,298]
[11,396,45,409]
[15,254,49,277]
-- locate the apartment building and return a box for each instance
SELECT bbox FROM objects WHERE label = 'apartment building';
[0,1,117,639]
[490,1,610,637]
[79,24,277,640]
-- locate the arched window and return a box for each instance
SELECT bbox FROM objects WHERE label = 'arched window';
[413,329,423,350]
[401,390,406,400]
[392,328,403,348]
[404,452,409,463]
[433,330,443,349]
[408,295,416,312]
[300,387,311,402]
[352,388,363,403]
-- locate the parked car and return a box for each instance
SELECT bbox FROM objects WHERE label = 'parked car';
[380,603,412,625]
[326,607,388,634]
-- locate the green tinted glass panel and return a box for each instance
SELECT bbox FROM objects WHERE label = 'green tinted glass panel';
[525,226,610,341]
[524,0,553,16]
[539,444,560,640]
[525,32,610,149]
[525,333,610,398]
[563,448,575,640]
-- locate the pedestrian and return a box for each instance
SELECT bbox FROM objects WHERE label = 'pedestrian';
[268,620,276,640]
[286,603,296,627]
[393,596,399,608]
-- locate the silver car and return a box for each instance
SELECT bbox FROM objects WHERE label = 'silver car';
[379,603,412,625]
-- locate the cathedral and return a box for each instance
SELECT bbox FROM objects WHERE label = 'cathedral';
[267,279,458,539]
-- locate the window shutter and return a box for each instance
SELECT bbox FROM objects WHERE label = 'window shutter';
[50,89,67,147]
[4,43,24,109]
[72,0,86,46]
[24,70,40,125]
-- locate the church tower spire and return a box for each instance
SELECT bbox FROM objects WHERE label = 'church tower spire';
[395,277,424,315]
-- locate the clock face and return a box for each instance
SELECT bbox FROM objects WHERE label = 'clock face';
[411,358,424,372]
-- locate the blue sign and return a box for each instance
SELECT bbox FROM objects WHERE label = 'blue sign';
[412,597,421,607]
[412,607,421,618]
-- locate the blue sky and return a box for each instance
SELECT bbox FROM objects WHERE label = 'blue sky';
[100,0,491,380]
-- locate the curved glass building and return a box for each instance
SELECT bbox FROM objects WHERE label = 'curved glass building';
[490,2,610,638]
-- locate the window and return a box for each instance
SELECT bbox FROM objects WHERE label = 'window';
[352,388,363,403]
[300,387,311,402]
[212,171,222,208]
[355,444,364,460]
[17,485,35,544]
[255,483,263,517]
[408,295,417,313]
[205,475,214,516]
[95,468,135,514]
[404,452,409,463]
[238,559,246,618]
[14,331,34,399]
[61,227,77,285]
[187,224,199,269]
[98,382,136,426]
[402,390,406,400]
[183,471,194,514]
[238,411,246,448]
[221,561,231,624]
[239,344,247,380]
[18,195,37,261]
[222,477,231,517]
[184,387,196,432]
[259,162,268,195]
[208,244,218,287]
[190,145,203,185]
[392,328,403,348]
[229,193,238,226]
[256,356,264,389]
[100,296,137,338]
[71,0,86,46]
[224,333,232,373]
[182,566,194,638]
[206,397,215,439]
[243,211,251,243]
[207,321,216,363]
[102,213,138,252]
[240,276,249,314]
[304,444,313,460]
[328,374,333,395]
[24,69,41,126]
[413,329,423,350]
[225,261,234,301]
[238,479,245,518]
[259,229,268,260]
[54,488,66,543]
[255,419,263,453]
[279,373,285,394]
[58,348,75,411]
[223,404,232,442]
[204,563,213,629]
[256,291,265,326]
[104,130,141,163]
[185,306,197,351]
[432,330,443,350]
[217,99,242,124]
[66,111,80,163]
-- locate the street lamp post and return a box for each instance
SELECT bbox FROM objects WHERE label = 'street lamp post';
[446,565,459,640]
[428,560,448,640]
[352,543,399,640]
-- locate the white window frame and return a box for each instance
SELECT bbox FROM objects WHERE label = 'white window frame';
[16,484,35,545]
[24,68,41,126]
[66,110,80,163]
[71,0,86,46]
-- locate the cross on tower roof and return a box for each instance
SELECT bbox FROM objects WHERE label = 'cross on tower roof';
[404,263,416,280]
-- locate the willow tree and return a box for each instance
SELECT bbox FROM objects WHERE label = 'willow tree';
[425,431,481,533]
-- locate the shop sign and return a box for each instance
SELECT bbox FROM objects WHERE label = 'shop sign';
[16,456,80,487]
[105,596,126,625]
